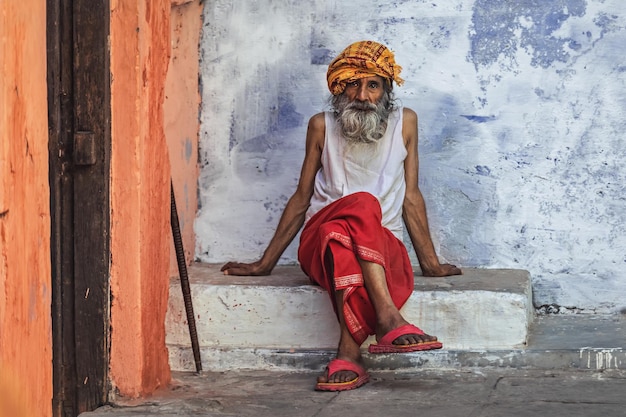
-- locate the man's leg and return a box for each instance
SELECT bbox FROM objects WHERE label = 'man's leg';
[359,259,438,345]
[318,250,438,383]
[317,289,364,384]
[317,248,363,384]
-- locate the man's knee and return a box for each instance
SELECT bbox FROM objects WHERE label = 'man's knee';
[347,192,382,220]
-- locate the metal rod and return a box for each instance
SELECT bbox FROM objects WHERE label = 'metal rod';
[170,180,202,372]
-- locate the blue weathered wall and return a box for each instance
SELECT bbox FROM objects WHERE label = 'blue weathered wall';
[197,0,626,313]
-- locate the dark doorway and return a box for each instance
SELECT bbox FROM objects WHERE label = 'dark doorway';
[47,0,111,416]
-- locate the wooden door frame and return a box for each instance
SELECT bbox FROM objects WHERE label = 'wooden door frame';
[47,0,111,415]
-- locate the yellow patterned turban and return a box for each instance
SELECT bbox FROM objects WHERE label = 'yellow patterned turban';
[326,40,404,96]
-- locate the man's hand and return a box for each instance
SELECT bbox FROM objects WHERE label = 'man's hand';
[220,260,272,276]
[421,263,462,277]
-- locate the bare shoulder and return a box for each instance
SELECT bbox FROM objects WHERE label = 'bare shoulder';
[308,112,326,132]
[402,107,418,124]
[402,108,418,147]
[306,112,326,152]
[306,113,326,150]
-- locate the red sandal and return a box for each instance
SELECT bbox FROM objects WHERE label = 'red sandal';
[315,358,370,391]
[368,324,443,353]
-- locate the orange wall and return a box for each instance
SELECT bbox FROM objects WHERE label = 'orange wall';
[0,0,201,409]
[165,0,202,276]
[109,0,173,397]
[0,1,52,416]
[109,0,204,399]
[0,0,202,408]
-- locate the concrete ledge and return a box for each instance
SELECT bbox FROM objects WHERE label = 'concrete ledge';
[167,346,626,373]
[167,315,626,372]
[166,264,534,371]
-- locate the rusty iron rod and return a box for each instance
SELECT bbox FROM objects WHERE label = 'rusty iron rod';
[170,180,202,372]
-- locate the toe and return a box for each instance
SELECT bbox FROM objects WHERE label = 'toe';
[317,368,330,384]
[331,370,356,383]
[393,332,438,345]
[393,333,419,345]
[318,367,357,384]
[423,333,438,343]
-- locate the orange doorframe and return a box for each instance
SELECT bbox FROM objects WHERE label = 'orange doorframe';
[0,1,52,416]
[108,0,173,397]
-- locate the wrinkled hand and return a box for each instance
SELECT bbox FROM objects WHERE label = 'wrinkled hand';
[422,263,462,277]
[220,260,272,276]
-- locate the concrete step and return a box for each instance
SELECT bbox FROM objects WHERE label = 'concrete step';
[166,264,535,371]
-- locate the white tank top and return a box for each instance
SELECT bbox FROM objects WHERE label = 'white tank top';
[305,107,407,239]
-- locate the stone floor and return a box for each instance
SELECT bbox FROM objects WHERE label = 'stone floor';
[82,368,626,417]
[81,314,626,417]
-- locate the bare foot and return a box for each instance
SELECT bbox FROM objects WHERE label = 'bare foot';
[392,330,438,345]
[376,318,438,345]
[317,359,361,384]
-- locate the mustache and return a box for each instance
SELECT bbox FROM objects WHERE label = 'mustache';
[345,100,377,111]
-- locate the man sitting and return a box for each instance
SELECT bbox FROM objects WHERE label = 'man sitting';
[222,40,461,391]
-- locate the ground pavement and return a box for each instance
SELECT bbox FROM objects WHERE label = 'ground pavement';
[82,368,626,417]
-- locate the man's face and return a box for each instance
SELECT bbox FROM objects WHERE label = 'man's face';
[332,75,393,144]
[343,75,386,105]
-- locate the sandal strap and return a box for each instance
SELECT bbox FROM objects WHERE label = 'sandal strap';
[326,358,366,378]
[378,324,425,345]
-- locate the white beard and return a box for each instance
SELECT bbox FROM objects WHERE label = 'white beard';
[333,93,393,144]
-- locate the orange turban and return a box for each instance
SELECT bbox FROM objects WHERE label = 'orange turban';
[326,40,404,96]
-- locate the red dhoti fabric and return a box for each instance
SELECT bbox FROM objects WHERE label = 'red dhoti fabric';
[298,192,414,345]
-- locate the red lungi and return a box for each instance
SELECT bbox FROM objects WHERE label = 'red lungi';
[298,192,414,345]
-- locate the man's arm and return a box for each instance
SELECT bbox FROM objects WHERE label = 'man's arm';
[221,113,325,276]
[401,108,462,277]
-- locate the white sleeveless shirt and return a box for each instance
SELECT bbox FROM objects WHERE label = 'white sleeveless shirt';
[305,107,408,240]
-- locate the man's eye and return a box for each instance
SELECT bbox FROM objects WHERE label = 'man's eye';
[349,81,359,88]
[369,82,379,89]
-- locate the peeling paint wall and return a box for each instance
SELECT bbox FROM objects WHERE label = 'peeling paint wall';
[197,0,626,314]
